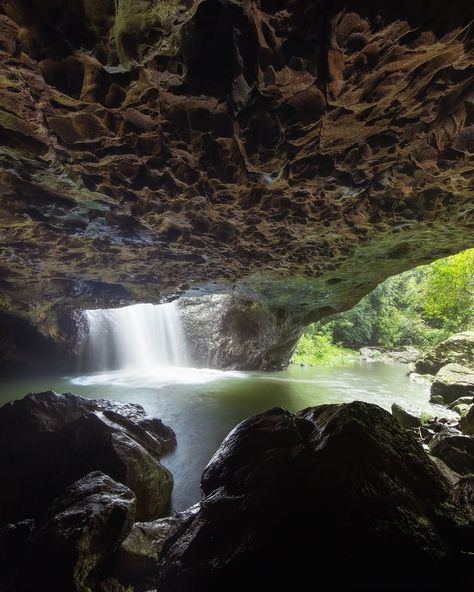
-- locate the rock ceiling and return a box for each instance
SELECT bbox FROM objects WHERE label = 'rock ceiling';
[0,0,473,341]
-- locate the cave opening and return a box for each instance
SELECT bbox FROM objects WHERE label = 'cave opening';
[0,0,473,589]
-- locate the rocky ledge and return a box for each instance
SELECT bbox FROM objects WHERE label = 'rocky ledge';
[0,0,473,369]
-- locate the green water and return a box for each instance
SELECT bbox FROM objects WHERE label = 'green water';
[0,361,442,511]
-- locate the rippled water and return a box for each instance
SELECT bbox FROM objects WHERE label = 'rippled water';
[0,361,446,511]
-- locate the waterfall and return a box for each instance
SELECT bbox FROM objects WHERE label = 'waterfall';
[81,302,188,372]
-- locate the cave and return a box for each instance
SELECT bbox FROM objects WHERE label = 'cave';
[0,0,473,590]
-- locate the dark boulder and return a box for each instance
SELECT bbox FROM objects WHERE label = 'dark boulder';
[391,402,423,429]
[111,516,181,590]
[0,519,36,592]
[452,475,474,520]
[0,391,175,525]
[460,405,474,435]
[158,403,474,591]
[27,471,136,592]
[430,434,474,475]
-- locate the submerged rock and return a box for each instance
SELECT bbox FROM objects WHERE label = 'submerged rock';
[0,391,175,526]
[416,332,474,375]
[158,403,474,591]
[430,363,474,405]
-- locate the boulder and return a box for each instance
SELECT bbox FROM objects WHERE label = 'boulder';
[111,517,181,589]
[28,472,136,592]
[430,363,474,404]
[415,332,474,375]
[430,435,474,475]
[391,402,423,429]
[0,519,36,592]
[452,475,474,520]
[0,392,175,526]
[460,406,474,435]
[383,347,420,364]
[158,403,474,591]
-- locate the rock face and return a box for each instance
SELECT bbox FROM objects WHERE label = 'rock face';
[0,391,175,526]
[158,403,474,591]
[416,332,474,375]
[0,1,473,363]
[430,363,474,404]
[178,294,304,369]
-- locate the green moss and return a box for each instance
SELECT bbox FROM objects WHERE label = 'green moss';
[112,0,188,65]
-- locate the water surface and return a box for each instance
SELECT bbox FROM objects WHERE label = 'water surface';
[0,362,444,511]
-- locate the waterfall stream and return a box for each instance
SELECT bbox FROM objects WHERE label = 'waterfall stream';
[81,302,188,372]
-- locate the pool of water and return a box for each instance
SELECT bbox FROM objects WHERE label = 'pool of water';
[0,361,445,511]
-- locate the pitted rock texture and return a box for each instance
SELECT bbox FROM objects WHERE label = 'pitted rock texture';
[0,0,473,345]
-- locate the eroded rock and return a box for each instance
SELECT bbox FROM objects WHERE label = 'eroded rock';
[0,2,472,365]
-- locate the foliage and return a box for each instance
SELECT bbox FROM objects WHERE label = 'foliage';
[293,248,474,364]
[291,323,356,366]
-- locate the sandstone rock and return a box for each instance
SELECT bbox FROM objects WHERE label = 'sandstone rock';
[158,403,474,591]
[28,472,136,592]
[416,332,474,375]
[391,402,423,429]
[460,406,474,435]
[0,392,175,525]
[430,363,474,404]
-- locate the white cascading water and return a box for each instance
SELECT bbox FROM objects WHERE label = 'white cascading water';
[81,302,188,372]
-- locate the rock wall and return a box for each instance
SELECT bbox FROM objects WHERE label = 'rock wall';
[0,0,473,362]
[178,294,304,369]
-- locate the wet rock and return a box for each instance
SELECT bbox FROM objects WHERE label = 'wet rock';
[430,363,474,404]
[0,391,175,525]
[0,519,36,592]
[111,516,181,589]
[430,435,474,475]
[28,472,136,592]
[460,406,474,435]
[391,402,423,429]
[54,412,174,520]
[158,403,474,591]
[452,475,474,520]
[416,332,474,375]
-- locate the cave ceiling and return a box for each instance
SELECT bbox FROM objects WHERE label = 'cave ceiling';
[0,0,473,339]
